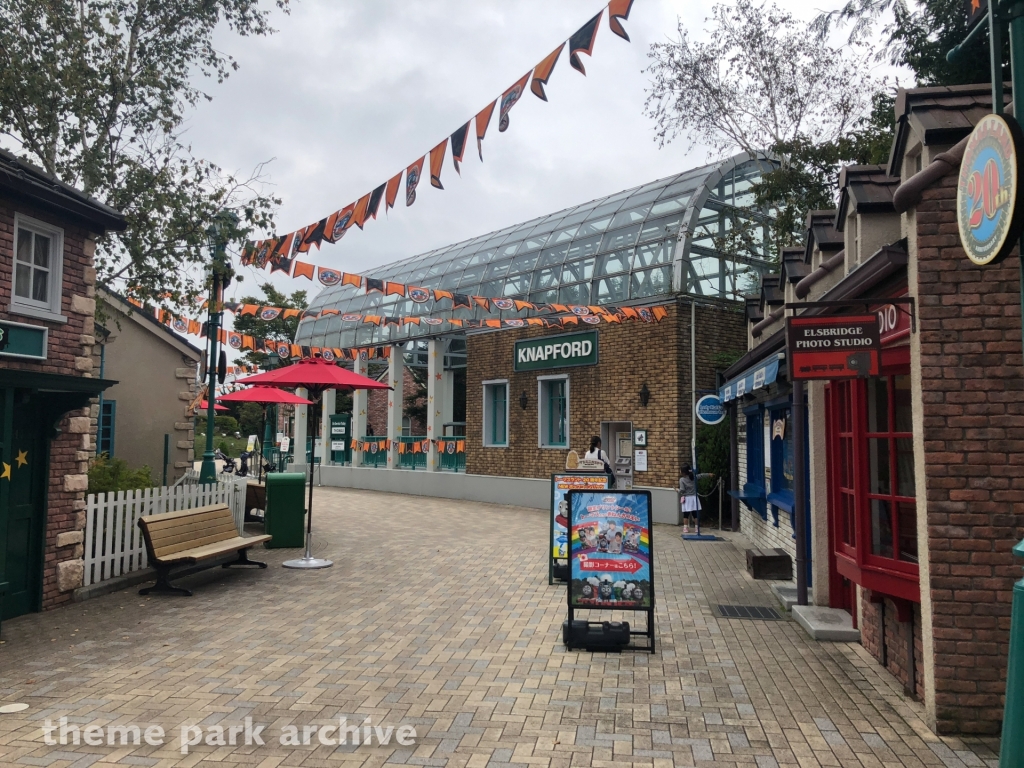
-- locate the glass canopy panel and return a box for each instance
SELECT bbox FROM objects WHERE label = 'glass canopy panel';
[295,155,777,349]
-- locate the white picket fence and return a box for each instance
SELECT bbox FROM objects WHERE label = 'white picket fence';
[83,479,246,587]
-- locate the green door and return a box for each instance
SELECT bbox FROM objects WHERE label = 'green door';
[1,398,46,620]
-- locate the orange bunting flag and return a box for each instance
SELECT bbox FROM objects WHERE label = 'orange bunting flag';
[608,0,635,41]
[398,442,406,454]
[605,313,622,323]
[569,11,603,75]
[406,156,425,206]
[550,304,569,313]
[475,100,496,160]
[242,335,255,350]
[473,296,490,311]
[531,43,564,101]
[282,309,301,319]
[352,193,371,229]
[293,261,315,281]
[499,71,532,132]
[412,442,421,454]
[433,289,454,302]
[385,281,406,297]
[526,318,545,326]
[620,307,639,319]
[652,306,668,322]
[429,138,447,189]
[402,317,420,325]
[385,171,402,212]
[240,304,258,316]
[449,318,464,327]
[342,272,362,288]
[364,315,383,326]
[484,319,501,328]
[456,440,465,453]
[562,315,580,325]
[323,204,355,244]
[514,300,535,311]
[289,344,301,358]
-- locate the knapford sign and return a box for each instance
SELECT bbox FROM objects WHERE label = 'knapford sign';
[786,314,880,380]
[514,330,598,372]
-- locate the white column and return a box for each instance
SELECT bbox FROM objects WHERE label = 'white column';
[352,356,368,467]
[426,339,446,471]
[293,386,308,471]
[386,346,404,468]
[320,388,336,466]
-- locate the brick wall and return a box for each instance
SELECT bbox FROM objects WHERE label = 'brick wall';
[465,298,746,489]
[914,171,1024,734]
[365,366,425,436]
[0,194,99,607]
[859,590,925,702]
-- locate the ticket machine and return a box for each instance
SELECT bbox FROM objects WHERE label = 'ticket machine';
[601,422,634,490]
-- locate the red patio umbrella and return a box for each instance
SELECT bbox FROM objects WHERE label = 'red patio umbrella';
[199,400,229,413]
[239,357,391,569]
[218,386,313,482]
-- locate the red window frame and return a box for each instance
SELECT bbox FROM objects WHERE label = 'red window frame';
[826,349,920,603]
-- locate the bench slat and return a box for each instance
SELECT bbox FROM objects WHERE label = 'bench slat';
[139,503,231,526]
[158,535,272,564]
[142,509,234,535]
[148,520,238,548]
[152,528,241,559]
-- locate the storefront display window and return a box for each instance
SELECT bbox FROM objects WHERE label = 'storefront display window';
[740,407,767,518]
[827,374,919,602]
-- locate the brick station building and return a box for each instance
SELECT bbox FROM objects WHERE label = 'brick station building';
[0,148,126,623]
[723,84,1023,735]
[297,153,771,520]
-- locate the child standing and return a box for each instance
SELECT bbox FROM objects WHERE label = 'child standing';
[679,464,714,533]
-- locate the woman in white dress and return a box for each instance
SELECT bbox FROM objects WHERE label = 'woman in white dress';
[585,436,615,488]
[679,464,714,533]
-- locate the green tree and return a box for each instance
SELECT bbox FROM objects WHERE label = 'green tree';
[231,282,308,368]
[646,0,892,257]
[814,0,998,87]
[237,402,264,436]
[0,0,287,310]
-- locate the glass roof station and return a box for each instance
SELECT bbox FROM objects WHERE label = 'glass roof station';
[295,151,777,358]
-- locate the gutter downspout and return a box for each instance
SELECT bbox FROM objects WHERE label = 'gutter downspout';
[751,306,784,338]
[794,250,846,301]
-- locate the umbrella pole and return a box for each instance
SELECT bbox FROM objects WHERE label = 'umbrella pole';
[283,390,332,569]
[258,406,267,484]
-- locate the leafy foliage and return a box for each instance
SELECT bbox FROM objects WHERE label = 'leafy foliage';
[214,415,239,435]
[645,0,876,156]
[88,453,153,494]
[813,0,998,86]
[237,402,264,437]
[0,0,288,309]
[230,283,308,368]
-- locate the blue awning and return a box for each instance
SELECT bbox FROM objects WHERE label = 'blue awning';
[719,353,782,403]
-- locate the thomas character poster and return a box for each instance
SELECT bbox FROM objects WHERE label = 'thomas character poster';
[551,473,609,561]
[568,491,652,609]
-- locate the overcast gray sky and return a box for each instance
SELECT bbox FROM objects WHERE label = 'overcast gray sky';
[184,0,862,305]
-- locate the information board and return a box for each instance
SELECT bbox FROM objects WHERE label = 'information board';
[549,473,608,584]
[567,490,652,609]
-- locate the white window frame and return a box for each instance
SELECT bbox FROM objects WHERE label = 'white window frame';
[482,379,509,448]
[11,213,66,323]
[537,374,569,449]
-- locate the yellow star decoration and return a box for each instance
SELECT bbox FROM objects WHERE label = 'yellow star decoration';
[15,450,27,468]
[1,463,10,480]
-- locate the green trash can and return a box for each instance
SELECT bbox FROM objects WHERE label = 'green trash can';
[263,472,307,548]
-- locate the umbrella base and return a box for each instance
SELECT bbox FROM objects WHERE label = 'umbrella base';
[282,557,333,569]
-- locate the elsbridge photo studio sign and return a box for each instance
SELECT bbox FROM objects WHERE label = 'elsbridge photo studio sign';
[786,314,880,380]
[514,330,598,372]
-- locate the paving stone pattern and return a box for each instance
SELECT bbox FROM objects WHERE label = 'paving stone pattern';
[0,488,1001,766]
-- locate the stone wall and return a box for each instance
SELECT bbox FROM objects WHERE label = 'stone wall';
[913,171,1024,734]
[0,194,98,607]
[465,298,746,490]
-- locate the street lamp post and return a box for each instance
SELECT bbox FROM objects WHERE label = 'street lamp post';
[198,211,239,484]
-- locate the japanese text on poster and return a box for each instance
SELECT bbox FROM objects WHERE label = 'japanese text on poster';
[551,474,608,561]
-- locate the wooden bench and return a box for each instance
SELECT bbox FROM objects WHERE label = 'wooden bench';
[138,504,271,596]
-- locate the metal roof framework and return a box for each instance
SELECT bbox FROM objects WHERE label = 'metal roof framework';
[296,151,777,351]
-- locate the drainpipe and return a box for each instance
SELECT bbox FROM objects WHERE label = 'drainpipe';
[751,306,784,338]
[794,250,846,300]
[96,342,106,455]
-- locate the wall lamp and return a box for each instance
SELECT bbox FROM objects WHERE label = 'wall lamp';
[639,383,650,408]
[519,391,529,410]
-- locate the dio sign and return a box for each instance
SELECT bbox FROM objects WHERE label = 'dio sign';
[956,113,1024,266]
[787,314,880,380]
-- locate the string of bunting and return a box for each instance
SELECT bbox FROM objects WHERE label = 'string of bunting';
[158,304,668,360]
[350,438,465,455]
[239,0,635,275]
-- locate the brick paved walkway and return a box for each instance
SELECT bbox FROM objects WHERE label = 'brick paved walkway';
[0,488,1002,766]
